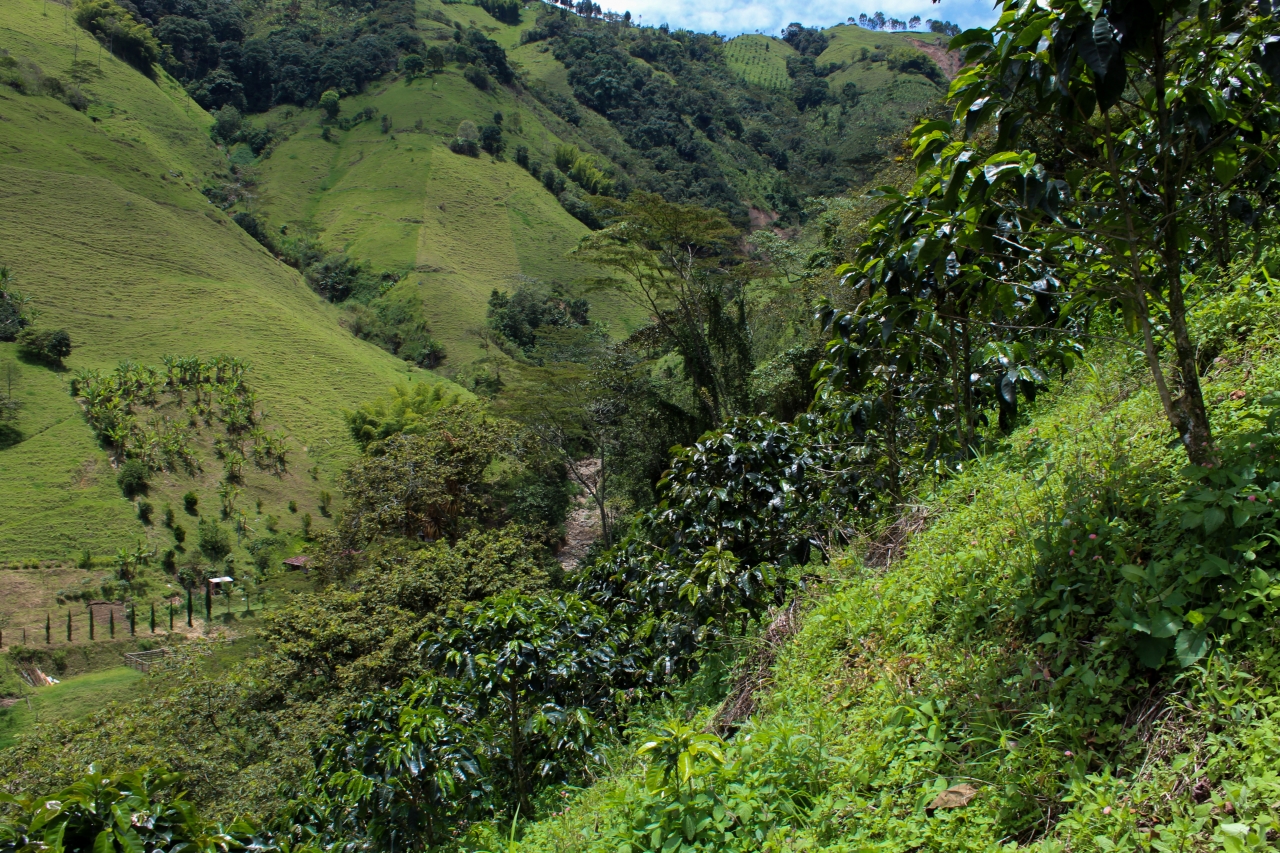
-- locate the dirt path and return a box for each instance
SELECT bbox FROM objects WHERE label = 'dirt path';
[558,458,602,571]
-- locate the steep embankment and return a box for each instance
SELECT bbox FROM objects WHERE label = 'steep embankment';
[0,0,447,560]
[512,301,1280,850]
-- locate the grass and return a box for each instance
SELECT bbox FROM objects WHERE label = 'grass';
[722,35,796,90]
[254,62,641,367]
[0,0,456,560]
[507,296,1280,851]
[0,666,144,748]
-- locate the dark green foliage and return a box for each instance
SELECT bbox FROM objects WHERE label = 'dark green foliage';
[401,52,424,76]
[211,104,241,142]
[16,328,72,366]
[117,459,149,498]
[231,212,275,252]
[477,0,521,24]
[138,0,421,112]
[478,123,504,157]
[423,592,622,812]
[486,283,588,355]
[300,682,483,849]
[577,415,862,683]
[162,549,176,572]
[0,267,32,342]
[336,409,515,546]
[74,0,161,77]
[197,518,231,560]
[448,136,480,156]
[0,767,272,853]
[462,64,490,90]
[137,500,153,524]
[781,22,829,56]
[183,491,198,514]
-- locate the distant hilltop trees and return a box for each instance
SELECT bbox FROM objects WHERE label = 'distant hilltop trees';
[849,12,961,36]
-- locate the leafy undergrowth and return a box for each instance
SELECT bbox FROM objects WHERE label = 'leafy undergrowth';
[500,288,1280,852]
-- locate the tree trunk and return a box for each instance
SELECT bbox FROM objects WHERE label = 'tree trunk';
[1154,19,1215,466]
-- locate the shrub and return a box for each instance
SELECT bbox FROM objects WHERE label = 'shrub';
[137,500,153,524]
[197,518,231,560]
[211,104,241,142]
[288,500,298,513]
[173,523,186,545]
[183,491,199,514]
[402,53,425,76]
[16,328,72,366]
[463,64,490,90]
[380,114,392,134]
[449,137,479,156]
[301,512,313,539]
[479,123,504,157]
[162,503,174,527]
[117,459,149,497]
[319,88,340,120]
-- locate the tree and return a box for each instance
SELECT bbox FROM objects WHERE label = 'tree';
[425,46,445,73]
[338,407,516,545]
[921,0,1280,464]
[319,88,340,120]
[574,193,758,423]
[423,592,620,815]
[16,328,72,366]
[309,681,482,848]
[0,267,34,342]
[211,104,241,142]
[117,459,149,498]
[401,52,425,76]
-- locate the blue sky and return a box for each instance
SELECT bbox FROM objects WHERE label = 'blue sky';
[613,0,1001,38]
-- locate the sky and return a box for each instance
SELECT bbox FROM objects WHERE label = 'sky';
[612,0,1001,38]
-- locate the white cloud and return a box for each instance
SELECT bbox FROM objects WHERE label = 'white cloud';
[605,0,999,38]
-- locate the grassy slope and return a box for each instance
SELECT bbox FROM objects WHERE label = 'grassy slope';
[515,314,1280,849]
[0,666,143,749]
[254,2,640,368]
[0,0,448,560]
[723,35,797,90]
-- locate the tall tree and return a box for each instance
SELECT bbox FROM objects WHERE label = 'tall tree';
[924,0,1280,464]
[575,194,758,423]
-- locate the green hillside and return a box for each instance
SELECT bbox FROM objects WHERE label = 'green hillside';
[252,62,640,366]
[722,35,797,90]
[0,0,448,561]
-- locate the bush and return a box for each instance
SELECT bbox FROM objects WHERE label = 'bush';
[117,459,149,497]
[211,104,241,142]
[173,523,186,545]
[162,503,175,527]
[197,518,231,560]
[137,500,154,524]
[319,88,340,120]
[183,491,199,514]
[479,123,504,157]
[463,64,490,90]
[16,328,72,366]
[449,137,479,156]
